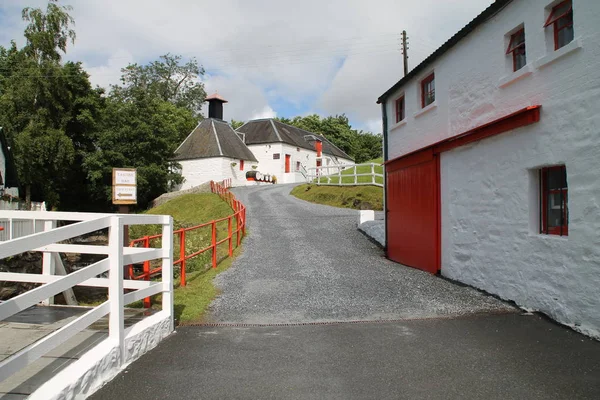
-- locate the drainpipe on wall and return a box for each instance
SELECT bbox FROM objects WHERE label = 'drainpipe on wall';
[381,101,388,251]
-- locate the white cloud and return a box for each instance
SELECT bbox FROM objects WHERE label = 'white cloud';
[1,0,495,129]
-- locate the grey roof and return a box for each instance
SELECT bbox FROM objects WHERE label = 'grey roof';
[237,119,353,160]
[173,119,257,162]
[377,0,512,103]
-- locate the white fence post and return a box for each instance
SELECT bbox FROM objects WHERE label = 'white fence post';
[354,165,358,185]
[371,163,375,185]
[42,220,57,305]
[161,216,174,331]
[108,216,125,364]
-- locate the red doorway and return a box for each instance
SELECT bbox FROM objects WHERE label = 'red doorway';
[285,155,291,173]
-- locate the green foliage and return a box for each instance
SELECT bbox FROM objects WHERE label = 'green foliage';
[84,93,196,209]
[230,119,244,130]
[115,53,206,117]
[276,114,382,163]
[290,184,383,211]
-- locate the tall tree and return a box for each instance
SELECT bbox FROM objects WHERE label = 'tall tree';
[116,54,206,117]
[0,0,81,208]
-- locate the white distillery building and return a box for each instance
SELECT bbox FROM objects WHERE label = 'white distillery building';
[378,0,600,338]
[236,119,354,184]
[173,94,259,190]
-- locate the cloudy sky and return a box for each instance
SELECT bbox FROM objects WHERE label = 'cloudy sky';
[0,0,493,132]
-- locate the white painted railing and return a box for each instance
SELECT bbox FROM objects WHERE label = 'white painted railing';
[0,210,174,384]
[306,163,384,187]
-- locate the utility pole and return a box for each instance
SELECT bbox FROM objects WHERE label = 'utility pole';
[401,30,409,76]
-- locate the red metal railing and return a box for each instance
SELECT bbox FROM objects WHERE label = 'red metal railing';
[127,180,246,307]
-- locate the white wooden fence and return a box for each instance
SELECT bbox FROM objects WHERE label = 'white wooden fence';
[306,163,384,187]
[0,210,174,384]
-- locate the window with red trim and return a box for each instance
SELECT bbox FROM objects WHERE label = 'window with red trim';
[240,160,244,171]
[421,73,435,108]
[545,0,574,50]
[540,165,568,236]
[506,28,526,71]
[395,96,405,123]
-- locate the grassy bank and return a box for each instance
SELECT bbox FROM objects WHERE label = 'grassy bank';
[314,157,383,185]
[291,184,383,211]
[128,192,246,323]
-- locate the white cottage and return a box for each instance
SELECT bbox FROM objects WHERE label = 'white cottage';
[236,119,354,184]
[173,94,258,189]
[378,0,600,338]
[0,128,19,197]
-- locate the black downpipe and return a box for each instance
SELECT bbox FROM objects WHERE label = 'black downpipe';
[381,101,389,251]
[539,169,542,234]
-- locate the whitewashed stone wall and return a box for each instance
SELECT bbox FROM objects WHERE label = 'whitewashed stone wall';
[0,147,18,197]
[385,0,600,338]
[178,157,257,189]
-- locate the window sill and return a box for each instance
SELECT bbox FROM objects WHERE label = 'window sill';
[528,232,569,241]
[498,64,534,88]
[535,37,583,69]
[389,119,407,132]
[414,102,437,118]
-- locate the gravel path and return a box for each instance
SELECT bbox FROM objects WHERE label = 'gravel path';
[206,184,514,324]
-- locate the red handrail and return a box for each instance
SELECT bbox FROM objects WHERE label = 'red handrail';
[127,180,247,307]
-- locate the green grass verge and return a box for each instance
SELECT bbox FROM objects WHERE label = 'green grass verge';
[124,192,247,324]
[314,157,383,185]
[291,184,383,211]
[130,193,237,274]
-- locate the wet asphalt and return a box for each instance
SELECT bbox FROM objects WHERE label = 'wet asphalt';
[90,184,600,400]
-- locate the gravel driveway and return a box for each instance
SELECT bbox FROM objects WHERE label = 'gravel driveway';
[206,184,514,324]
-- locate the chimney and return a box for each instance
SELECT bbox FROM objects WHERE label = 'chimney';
[206,92,228,120]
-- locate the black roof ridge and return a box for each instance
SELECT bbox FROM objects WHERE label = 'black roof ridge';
[377,0,512,103]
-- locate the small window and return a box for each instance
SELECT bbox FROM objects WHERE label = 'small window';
[395,96,405,123]
[545,0,574,50]
[506,28,526,71]
[297,147,300,152]
[296,161,301,171]
[540,165,568,236]
[273,153,280,160]
[421,73,435,108]
[240,160,244,171]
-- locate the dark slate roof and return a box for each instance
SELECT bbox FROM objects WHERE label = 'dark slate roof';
[0,129,19,188]
[237,119,353,160]
[173,118,257,162]
[377,0,512,104]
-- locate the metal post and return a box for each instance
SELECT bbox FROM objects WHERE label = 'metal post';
[180,230,186,287]
[228,216,233,257]
[211,221,217,268]
[143,236,151,308]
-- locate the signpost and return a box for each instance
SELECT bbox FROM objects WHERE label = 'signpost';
[112,168,137,277]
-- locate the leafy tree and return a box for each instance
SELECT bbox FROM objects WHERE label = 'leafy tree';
[0,0,84,208]
[230,119,244,130]
[85,85,196,210]
[116,54,207,117]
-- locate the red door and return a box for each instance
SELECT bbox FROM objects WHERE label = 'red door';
[285,155,291,173]
[386,149,440,274]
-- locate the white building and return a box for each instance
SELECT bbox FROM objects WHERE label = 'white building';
[173,94,258,190]
[0,128,19,197]
[236,119,354,184]
[378,0,600,338]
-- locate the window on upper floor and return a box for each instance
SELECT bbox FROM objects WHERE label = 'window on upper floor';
[506,28,526,71]
[545,0,574,50]
[273,153,280,160]
[395,96,405,123]
[540,165,568,236]
[421,73,435,108]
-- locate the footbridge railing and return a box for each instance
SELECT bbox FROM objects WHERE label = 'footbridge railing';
[0,211,174,384]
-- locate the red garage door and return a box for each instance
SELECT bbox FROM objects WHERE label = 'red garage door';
[386,149,440,274]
